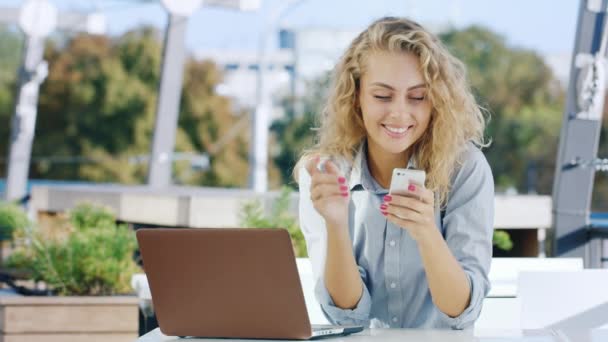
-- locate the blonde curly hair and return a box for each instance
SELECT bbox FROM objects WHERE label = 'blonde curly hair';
[295,17,488,206]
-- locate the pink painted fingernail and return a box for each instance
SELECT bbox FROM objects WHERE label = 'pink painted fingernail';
[408,184,416,192]
[381,211,387,216]
[341,192,349,197]
[338,177,346,184]
[380,204,388,210]
[383,195,392,202]
[339,185,348,191]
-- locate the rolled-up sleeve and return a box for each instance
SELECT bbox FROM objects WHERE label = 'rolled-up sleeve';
[314,266,372,326]
[437,147,494,329]
[298,167,372,326]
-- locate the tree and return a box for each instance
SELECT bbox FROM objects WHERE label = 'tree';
[270,75,330,188]
[34,33,153,182]
[439,26,565,194]
[176,59,250,187]
[21,27,249,186]
[0,25,24,177]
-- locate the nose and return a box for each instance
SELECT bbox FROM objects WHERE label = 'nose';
[390,97,409,118]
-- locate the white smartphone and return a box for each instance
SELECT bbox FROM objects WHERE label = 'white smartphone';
[389,168,426,196]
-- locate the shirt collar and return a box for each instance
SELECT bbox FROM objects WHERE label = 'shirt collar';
[348,140,417,193]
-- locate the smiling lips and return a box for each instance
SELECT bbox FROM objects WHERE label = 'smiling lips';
[382,124,413,138]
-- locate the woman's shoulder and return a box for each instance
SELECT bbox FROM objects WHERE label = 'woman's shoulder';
[459,142,489,166]
[450,142,493,187]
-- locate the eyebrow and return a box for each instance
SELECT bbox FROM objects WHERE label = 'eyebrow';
[370,82,427,91]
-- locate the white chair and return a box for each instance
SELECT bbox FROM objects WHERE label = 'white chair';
[519,270,608,332]
[296,258,330,324]
[476,257,583,331]
[488,257,584,298]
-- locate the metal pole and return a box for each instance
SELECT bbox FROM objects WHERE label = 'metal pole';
[2,1,92,201]
[147,14,188,187]
[5,36,46,201]
[552,0,608,267]
[249,0,304,192]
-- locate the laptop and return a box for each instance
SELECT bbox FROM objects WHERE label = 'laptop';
[136,228,364,340]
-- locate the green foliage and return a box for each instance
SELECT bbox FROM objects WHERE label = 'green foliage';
[176,59,250,187]
[0,25,23,168]
[493,230,513,251]
[0,202,30,240]
[0,26,248,186]
[240,186,307,257]
[6,203,140,296]
[70,203,116,231]
[439,26,564,194]
[270,76,329,188]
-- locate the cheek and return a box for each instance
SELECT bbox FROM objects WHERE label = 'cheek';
[416,105,433,130]
[361,101,388,126]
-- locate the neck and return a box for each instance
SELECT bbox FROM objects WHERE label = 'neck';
[366,140,411,189]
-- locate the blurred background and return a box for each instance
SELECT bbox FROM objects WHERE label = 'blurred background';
[2,0,603,206]
[2,1,608,340]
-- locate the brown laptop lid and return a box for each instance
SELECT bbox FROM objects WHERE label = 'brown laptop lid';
[136,228,313,339]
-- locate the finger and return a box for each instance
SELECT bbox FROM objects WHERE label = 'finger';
[385,206,426,223]
[385,213,421,230]
[324,160,343,177]
[384,195,426,214]
[311,172,346,186]
[310,184,348,200]
[305,155,321,177]
[406,182,434,205]
[310,183,349,201]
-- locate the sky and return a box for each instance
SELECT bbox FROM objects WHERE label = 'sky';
[0,0,580,56]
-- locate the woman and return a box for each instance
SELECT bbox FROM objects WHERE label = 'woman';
[295,17,494,330]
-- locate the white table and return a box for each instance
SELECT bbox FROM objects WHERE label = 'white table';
[138,327,608,342]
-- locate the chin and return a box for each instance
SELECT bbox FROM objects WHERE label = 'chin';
[378,139,413,155]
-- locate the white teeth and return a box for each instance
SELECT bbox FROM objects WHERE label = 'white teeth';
[385,125,407,134]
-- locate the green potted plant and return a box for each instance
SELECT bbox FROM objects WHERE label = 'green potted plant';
[493,230,513,252]
[0,202,31,266]
[0,202,30,242]
[3,203,141,341]
[240,186,308,258]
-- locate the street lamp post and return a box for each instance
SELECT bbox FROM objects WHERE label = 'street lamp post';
[147,0,201,188]
[249,0,305,193]
[2,0,97,202]
[148,0,260,188]
[4,0,56,202]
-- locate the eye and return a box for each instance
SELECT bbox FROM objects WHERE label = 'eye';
[409,94,426,102]
[373,95,391,101]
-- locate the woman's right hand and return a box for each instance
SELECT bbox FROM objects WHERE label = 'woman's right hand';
[304,156,350,227]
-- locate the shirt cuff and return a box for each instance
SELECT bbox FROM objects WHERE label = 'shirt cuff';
[314,276,372,326]
[437,271,488,330]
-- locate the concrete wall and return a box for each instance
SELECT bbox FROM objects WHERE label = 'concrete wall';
[30,185,552,230]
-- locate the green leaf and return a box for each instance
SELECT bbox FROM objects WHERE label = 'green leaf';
[239,186,307,257]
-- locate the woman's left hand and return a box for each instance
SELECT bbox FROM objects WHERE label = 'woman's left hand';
[380,183,437,242]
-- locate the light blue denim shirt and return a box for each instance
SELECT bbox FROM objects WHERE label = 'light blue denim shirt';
[297,141,494,330]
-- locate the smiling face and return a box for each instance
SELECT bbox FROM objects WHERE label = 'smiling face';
[359,50,432,160]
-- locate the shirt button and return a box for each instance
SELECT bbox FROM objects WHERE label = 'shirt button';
[389,240,396,247]
[392,317,398,323]
[390,282,397,289]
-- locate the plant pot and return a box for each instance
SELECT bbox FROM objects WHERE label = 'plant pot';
[0,295,139,342]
